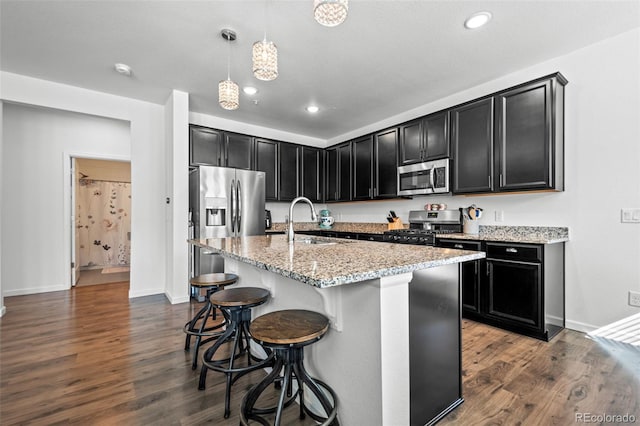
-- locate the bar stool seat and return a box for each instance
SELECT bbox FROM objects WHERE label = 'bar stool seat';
[199,287,273,419]
[240,309,339,426]
[183,273,238,370]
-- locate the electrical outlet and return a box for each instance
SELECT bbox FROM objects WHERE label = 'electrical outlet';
[630,291,640,307]
[621,208,640,223]
[495,210,504,222]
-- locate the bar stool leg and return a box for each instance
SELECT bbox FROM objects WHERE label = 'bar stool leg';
[293,356,339,425]
[191,301,214,370]
[198,323,235,389]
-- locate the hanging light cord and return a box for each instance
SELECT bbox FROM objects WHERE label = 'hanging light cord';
[226,33,231,80]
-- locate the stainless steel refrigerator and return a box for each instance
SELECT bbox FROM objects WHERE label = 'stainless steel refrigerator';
[189,166,265,278]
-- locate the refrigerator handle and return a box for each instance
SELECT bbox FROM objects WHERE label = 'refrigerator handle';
[236,179,242,233]
[230,179,236,233]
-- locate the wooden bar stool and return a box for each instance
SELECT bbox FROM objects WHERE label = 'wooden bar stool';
[240,309,339,426]
[183,273,238,370]
[198,287,273,419]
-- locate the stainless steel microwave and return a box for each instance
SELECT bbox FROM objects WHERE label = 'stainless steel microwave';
[397,159,450,196]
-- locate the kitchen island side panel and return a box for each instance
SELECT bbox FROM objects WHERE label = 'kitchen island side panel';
[409,264,462,426]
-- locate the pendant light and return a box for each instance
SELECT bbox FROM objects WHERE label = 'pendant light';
[314,0,348,27]
[219,29,239,110]
[253,1,278,81]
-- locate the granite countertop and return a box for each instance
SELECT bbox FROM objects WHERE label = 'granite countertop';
[191,234,484,288]
[436,226,569,244]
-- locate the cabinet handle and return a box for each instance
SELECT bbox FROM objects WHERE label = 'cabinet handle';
[335,191,338,200]
[488,175,491,188]
[506,247,518,253]
[454,244,464,249]
[500,173,504,187]
[486,262,490,276]
[369,188,372,197]
[474,261,478,275]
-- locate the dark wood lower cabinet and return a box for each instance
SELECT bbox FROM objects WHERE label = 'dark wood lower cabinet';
[486,259,542,328]
[437,239,565,341]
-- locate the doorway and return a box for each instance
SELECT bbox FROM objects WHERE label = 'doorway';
[71,157,132,287]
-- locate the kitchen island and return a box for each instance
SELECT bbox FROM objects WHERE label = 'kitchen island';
[191,234,485,426]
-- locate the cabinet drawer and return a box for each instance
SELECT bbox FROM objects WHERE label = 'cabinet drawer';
[486,243,541,262]
[438,239,482,251]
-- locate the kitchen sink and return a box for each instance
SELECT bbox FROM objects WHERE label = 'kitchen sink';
[295,237,346,246]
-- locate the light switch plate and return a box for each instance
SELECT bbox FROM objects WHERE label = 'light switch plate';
[621,208,640,223]
[495,210,504,222]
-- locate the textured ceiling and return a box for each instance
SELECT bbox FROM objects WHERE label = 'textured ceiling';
[2,1,639,140]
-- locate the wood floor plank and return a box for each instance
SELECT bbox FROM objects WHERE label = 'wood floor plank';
[2,283,638,425]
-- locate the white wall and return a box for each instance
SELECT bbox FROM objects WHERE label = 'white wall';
[323,28,640,331]
[0,101,4,316]
[164,90,190,304]
[0,72,167,299]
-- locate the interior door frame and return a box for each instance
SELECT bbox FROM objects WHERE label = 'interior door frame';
[64,152,131,289]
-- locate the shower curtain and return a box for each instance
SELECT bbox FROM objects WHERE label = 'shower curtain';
[76,179,131,269]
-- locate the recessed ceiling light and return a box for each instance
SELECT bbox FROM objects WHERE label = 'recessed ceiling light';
[114,63,132,76]
[306,105,319,113]
[464,11,492,29]
[243,86,258,95]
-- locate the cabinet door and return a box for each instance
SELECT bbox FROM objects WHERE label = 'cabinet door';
[301,146,323,203]
[254,138,278,201]
[374,128,398,198]
[438,239,482,314]
[225,132,254,170]
[278,142,300,201]
[495,79,552,191]
[486,259,542,329]
[451,98,494,194]
[398,119,423,165]
[325,147,338,202]
[190,125,224,166]
[337,143,351,201]
[424,111,449,160]
[352,135,373,200]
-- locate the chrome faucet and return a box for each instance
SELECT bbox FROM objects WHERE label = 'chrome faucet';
[287,196,318,242]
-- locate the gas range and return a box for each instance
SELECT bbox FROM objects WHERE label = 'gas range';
[383,210,462,246]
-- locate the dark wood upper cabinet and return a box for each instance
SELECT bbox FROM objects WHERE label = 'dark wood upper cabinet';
[254,138,278,201]
[352,135,374,200]
[278,142,300,202]
[190,125,224,167]
[225,132,254,170]
[374,127,398,198]
[423,111,449,160]
[325,142,351,202]
[301,146,323,203]
[451,98,494,194]
[189,125,253,170]
[399,112,449,165]
[495,74,567,192]
[399,119,423,165]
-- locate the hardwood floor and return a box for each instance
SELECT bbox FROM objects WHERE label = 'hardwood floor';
[1,282,638,425]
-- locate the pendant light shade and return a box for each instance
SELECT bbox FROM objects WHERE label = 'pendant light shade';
[218,79,239,110]
[219,28,239,111]
[252,40,278,81]
[314,0,348,27]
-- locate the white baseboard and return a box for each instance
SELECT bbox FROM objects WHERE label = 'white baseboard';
[1,305,6,317]
[565,319,598,333]
[128,287,164,299]
[3,285,68,297]
[165,292,189,305]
